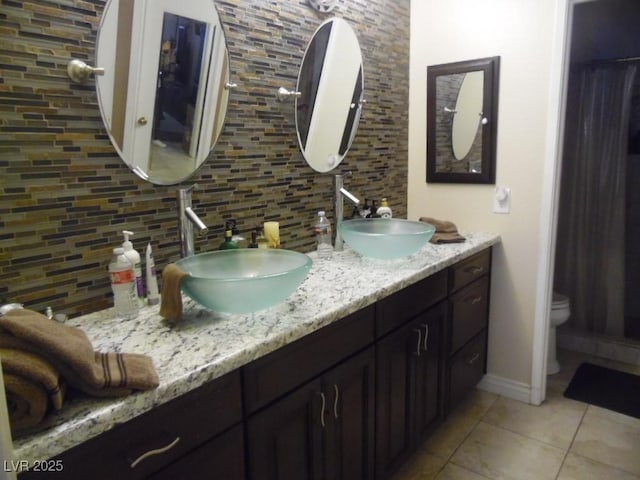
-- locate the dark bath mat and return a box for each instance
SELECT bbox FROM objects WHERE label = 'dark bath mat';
[564,362,640,419]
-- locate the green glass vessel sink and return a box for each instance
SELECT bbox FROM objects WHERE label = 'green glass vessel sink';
[338,218,435,259]
[175,249,312,313]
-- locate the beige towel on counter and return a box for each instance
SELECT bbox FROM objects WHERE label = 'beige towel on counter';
[0,309,159,396]
[419,217,466,244]
[160,263,190,325]
[4,373,48,432]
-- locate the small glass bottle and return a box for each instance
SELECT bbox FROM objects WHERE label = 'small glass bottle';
[219,229,238,250]
[315,211,333,259]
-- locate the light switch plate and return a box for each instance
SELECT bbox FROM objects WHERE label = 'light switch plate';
[493,186,511,214]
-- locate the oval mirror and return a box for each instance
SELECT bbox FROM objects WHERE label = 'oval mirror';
[95,0,230,185]
[452,71,483,162]
[295,18,364,173]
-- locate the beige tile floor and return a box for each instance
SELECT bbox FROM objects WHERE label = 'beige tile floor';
[393,349,640,480]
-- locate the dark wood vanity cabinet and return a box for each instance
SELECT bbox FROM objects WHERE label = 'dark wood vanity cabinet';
[19,247,492,480]
[20,371,245,480]
[374,274,447,480]
[247,347,375,480]
[244,306,376,480]
[444,249,491,415]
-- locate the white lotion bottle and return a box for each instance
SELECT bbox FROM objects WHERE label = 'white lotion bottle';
[146,242,160,306]
[122,230,144,302]
[376,198,392,218]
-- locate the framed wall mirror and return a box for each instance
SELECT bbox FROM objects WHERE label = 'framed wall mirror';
[426,56,500,184]
[295,17,364,173]
[95,0,230,185]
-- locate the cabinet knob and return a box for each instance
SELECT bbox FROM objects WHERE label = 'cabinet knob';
[137,117,148,125]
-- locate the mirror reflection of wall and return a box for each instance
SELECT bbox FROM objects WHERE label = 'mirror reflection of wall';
[434,71,483,173]
[95,0,230,185]
[427,56,499,184]
[295,17,364,173]
[452,71,484,168]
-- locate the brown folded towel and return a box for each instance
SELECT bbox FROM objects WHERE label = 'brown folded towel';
[0,309,159,395]
[160,263,189,325]
[419,217,466,244]
[4,373,48,432]
[1,348,64,410]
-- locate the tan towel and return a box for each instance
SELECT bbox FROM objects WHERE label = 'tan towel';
[0,309,159,395]
[4,373,48,432]
[419,217,466,244]
[160,263,189,325]
[1,348,66,434]
[1,348,64,410]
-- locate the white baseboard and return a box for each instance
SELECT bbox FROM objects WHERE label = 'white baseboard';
[477,373,532,404]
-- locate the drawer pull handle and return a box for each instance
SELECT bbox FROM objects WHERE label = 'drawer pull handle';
[422,324,429,351]
[333,384,340,419]
[413,329,422,356]
[320,392,326,427]
[467,295,483,305]
[130,436,180,468]
[468,353,480,365]
[465,265,484,275]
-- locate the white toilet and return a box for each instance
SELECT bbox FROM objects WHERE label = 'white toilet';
[547,292,571,375]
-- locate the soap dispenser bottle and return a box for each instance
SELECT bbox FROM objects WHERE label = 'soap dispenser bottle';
[376,198,392,218]
[122,230,144,301]
[219,221,239,250]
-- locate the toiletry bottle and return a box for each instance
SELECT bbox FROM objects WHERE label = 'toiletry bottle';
[315,211,333,259]
[249,227,261,248]
[109,247,139,320]
[121,230,144,302]
[368,200,380,218]
[145,243,160,306]
[360,199,371,218]
[377,198,393,218]
[230,219,248,248]
[257,228,269,249]
[219,222,239,250]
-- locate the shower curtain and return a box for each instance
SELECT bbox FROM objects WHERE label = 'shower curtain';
[555,62,637,337]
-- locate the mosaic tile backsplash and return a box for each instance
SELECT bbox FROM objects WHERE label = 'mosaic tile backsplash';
[0,0,410,318]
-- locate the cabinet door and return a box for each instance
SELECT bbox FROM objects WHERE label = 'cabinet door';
[374,320,417,479]
[323,347,375,480]
[147,424,245,480]
[413,303,444,443]
[247,378,324,480]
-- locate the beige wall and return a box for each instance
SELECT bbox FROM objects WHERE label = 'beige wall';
[409,0,559,388]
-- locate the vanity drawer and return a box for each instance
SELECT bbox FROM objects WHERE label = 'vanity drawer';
[22,370,243,480]
[449,249,491,293]
[376,269,448,338]
[447,331,487,413]
[243,304,375,414]
[449,276,489,354]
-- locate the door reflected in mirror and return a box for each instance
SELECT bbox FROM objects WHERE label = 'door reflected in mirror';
[96,0,230,185]
[296,18,364,173]
[427,56,500,184]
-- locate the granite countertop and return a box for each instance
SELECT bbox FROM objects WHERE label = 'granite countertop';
[12,232,500,462]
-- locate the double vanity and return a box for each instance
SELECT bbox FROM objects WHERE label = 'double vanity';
[16,233,499,479]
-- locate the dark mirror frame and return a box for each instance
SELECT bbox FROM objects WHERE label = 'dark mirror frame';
[426,56,500,184]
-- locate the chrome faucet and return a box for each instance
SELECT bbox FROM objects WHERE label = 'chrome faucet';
[334,172,360,251]
[177,184,209,257]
